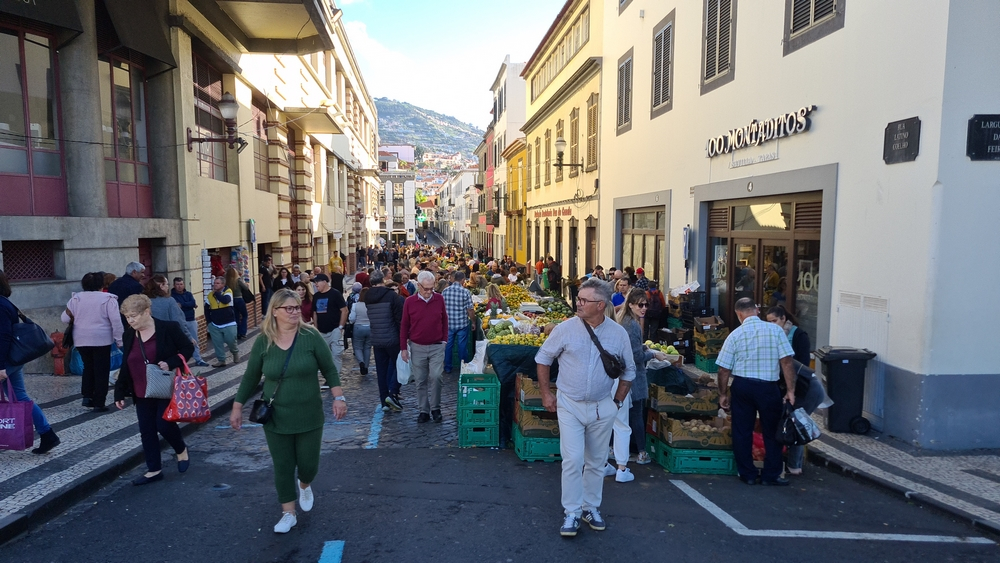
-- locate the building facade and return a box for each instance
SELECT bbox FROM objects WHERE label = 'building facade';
[503,138,528,265]
[522,0,602,284]
[437,170,477,246]
[599,0,1000,449]
[487,55,527,261]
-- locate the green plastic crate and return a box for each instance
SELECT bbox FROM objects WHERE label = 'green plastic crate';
[458,425,499,448]
[645,433,666,462]
[695,354,719,374]
[666,317,684,329]
[512,423,561,462]
[458,374,500,408]
[458,406,499,426]
[659,444,737,475]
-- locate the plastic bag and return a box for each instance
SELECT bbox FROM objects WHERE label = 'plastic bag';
[462,340,489,374]
[109,342,123,371]
[792,407,821,443]
[396,353,412,385]
[68,347,84,376]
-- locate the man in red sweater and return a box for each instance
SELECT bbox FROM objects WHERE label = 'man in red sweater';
[400,270,449,423]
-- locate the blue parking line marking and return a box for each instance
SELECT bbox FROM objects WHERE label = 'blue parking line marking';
[318,540,345,563]
[365,405,383,449]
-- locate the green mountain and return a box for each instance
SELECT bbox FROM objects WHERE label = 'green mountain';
[375,97,483,157]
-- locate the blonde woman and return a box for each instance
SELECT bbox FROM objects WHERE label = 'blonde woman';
[230,289,347,533]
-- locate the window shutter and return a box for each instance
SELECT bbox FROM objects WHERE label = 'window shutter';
[794,201,822,231]
[525,143,532,191]
[718,0,731,73]
[544,129,551,185]
[617,64,626,127]
[705,0,719,80]
[791,0,812,33]
[709,207,730,231]
[662,24,672,104]
[624,59,632,124]
[814,0,836,21]
[534,138,541,188]
[586,94,598,169]
[653,30,664,107]
[570,108,580,178]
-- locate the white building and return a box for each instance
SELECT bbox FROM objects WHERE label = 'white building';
[599,0,1000,449]
[488,55,527,259]
[438,170,477,245]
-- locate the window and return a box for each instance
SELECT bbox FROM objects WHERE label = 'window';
[586,93,598,171]
[651,11,675,118]
[0,27,67,216]
[702,0,737,95]
[569,108,580,178]
[193,54,227,181]
[783,0,844,56]
[544,129,551,185]
[619,0,634,14]
[99,56,152,217]
[1,240,58,281]
[251,100,269,192]
[529,6,590,100]
[534,137,541,189]
[555,119,564,182]
[616,49,633,134]
[525,142,532,191]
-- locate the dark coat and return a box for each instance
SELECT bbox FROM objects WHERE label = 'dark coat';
[114,318,194,401]
[365,285,404,348]
[108,275,143,305]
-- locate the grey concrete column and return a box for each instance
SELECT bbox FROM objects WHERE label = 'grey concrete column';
[60,0,107,217]
[147,53,179,219]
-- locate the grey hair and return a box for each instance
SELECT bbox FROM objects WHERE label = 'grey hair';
[734,297,757,313]
[416,270,435,285]
[125,261,145,275]
[370,270,385,285]
[580,277,612,304]
[453,271,466,282]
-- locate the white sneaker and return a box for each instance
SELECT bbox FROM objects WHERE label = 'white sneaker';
[603,463,617,478]
[636,451,652,465]
[273,511,297,533]
[298,480,314,512]
[616,467,635,483]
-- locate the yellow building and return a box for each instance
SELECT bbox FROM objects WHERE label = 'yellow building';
[521,0,602,283]
[502,138,527,265]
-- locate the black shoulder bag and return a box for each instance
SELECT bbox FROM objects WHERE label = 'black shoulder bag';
[3,298,55,366]
[249,333,298,424]
[581,319,625,380]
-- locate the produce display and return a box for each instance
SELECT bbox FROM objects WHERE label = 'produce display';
[490,333,547,346]
[486,321,515,339]
[645,341,679,355]
[498,285,531,309]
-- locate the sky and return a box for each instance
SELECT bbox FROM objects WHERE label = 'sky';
[339,0,566,130]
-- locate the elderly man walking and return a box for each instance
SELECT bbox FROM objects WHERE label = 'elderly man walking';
[441,271,474,374]
[535,278,636,537]
[716,297,797,486]
[400,271,448,423]
[108,261,145,305]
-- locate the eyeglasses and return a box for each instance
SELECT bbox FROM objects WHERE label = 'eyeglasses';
[636,303,649,308]
[276,305,301,314]
[576,297,601,306]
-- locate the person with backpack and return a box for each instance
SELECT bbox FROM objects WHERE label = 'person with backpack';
[645,282,666,341]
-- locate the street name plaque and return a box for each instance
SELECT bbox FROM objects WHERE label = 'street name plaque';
[883,117,920,164]
[966,114,1000,161]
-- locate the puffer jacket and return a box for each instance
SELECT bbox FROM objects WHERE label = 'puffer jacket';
[365,285,404,348]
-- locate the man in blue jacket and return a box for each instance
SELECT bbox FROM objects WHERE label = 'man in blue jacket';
[171,277,210,366]
[108,262,145,304]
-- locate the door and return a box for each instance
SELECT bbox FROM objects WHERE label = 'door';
[727,238,790,326]
[731,239,758,313]
[586,226,596,272]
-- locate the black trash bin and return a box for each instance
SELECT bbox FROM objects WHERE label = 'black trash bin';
[813,346,877,434]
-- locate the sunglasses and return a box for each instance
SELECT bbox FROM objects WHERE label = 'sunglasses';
[636,303,649,308]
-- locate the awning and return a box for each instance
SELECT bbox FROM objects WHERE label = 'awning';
[104,0,177,67]
[0,0,82,33]
[284,107,341,135]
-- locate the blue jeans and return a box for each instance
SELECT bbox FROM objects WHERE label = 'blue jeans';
[443,325,470,372]
[261,288,273,318]
[787,373,827,469]
[233,297,248,338]
[352,324,372,367]
[5,364,51,435]
[373,345,400,403]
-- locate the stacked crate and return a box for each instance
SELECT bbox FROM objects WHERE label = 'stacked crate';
[693,316,728,374]
[458,374,500,448]
[512,374,561,462]
[645,408,737,475]
[669,291,713,362]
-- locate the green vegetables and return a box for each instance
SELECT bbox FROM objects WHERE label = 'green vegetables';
[487,321,515,339]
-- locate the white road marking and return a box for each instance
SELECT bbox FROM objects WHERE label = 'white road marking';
[670,480,994,544]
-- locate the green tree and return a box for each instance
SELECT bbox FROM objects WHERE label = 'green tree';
[415,188,427,204]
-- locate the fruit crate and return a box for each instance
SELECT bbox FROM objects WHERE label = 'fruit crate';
[659,444,737,475]
[695,341,724,356]
[458,424,499,448]
[695,354,719,374]
[458,374,500,408]
[458,406,499,426]
[512,423,561,462]
[645,434,666,462]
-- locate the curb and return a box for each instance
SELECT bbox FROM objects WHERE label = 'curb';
[808,447,1000,538]
[0,391,238,547]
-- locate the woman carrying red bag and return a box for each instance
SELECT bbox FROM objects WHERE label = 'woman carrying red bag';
[114,294,194,485]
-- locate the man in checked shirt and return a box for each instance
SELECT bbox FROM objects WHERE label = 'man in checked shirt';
[717,297,797,486]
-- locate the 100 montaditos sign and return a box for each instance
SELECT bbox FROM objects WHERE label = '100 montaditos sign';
[706,105,816,158]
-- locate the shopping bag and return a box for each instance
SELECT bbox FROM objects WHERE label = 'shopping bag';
[396,353,412,385]
[69,347,84,375]
[776,403,806,446]
[7,309,55,366]
[792,407,821,443]
[163,355,211,423]
[109,342,123,371]
[0,378,34,451]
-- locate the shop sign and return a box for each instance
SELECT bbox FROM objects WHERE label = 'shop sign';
[966,115,1000,161]
[706,105,815,158]
[532,206,572,218]
[883,117,920,164]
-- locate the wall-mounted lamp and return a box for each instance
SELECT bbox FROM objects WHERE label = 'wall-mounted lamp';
[187,92,241,152]
[553,136,583,169]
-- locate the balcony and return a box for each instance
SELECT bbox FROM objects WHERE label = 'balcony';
[186,0,340,54]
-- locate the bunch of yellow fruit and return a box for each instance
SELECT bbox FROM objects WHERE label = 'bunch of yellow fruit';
[490,333,547,346]
[498,285,531,309]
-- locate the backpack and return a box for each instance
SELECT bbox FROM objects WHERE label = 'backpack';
[647,290,664,318]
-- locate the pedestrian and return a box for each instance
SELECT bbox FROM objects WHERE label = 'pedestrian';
[144,275,199,359]
[606,288,669,480]
[171,277,210,366]
[507,266,520,285]
[645,282,666,341]
[634,268,650,291]
[441,271,474,375]
[259,255,275,317]
[546,257,562,293]
[230,289,347,533]
[611,278,630,308]
[765,305,811,365]
[272,268,294,292]
[107,261,145,306]
[291,265,302,283]
[0,270,60,453]
[227,267,253,340]
[365,271,404,411]
[716,298,797,486]
[294,282,314,325]
[113,294,193,485]
[535,277,636,537]
[328,252,345,295]
[591,265,606,281]
[62,272,125,411]
[312,274,347,391]
[357,246,366,269]
[349,288,371,375]
[400,271,448,423]
[205,275,240,368]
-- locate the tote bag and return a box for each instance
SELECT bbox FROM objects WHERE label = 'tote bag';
[0,379,34,451]
[163,355,211,423]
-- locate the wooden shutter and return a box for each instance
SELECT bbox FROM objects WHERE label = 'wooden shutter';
[718,0,732,74]
[653,24,672,108]
[586,94,598,170]
[794,201,822,231]
[544,129,551,184]
[534,138,541,189]
[555,119,564,182]
[569,108,580,178]
[525,142,532,191]
[617,58,632,127]
[793,0,836,34]
[705,0,719,80]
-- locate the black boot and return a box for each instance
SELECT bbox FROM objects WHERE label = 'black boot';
[31,429,60,454]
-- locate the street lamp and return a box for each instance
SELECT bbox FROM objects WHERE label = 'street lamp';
[187,92,246,152]
[553,136,583,169]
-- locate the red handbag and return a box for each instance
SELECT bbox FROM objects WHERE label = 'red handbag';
[163,354,211,423]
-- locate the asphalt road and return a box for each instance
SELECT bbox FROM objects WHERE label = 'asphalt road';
[2,440,996,563]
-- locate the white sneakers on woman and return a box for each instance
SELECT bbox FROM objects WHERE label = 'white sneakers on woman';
[274,512,297,533]
[298,480,314,512]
